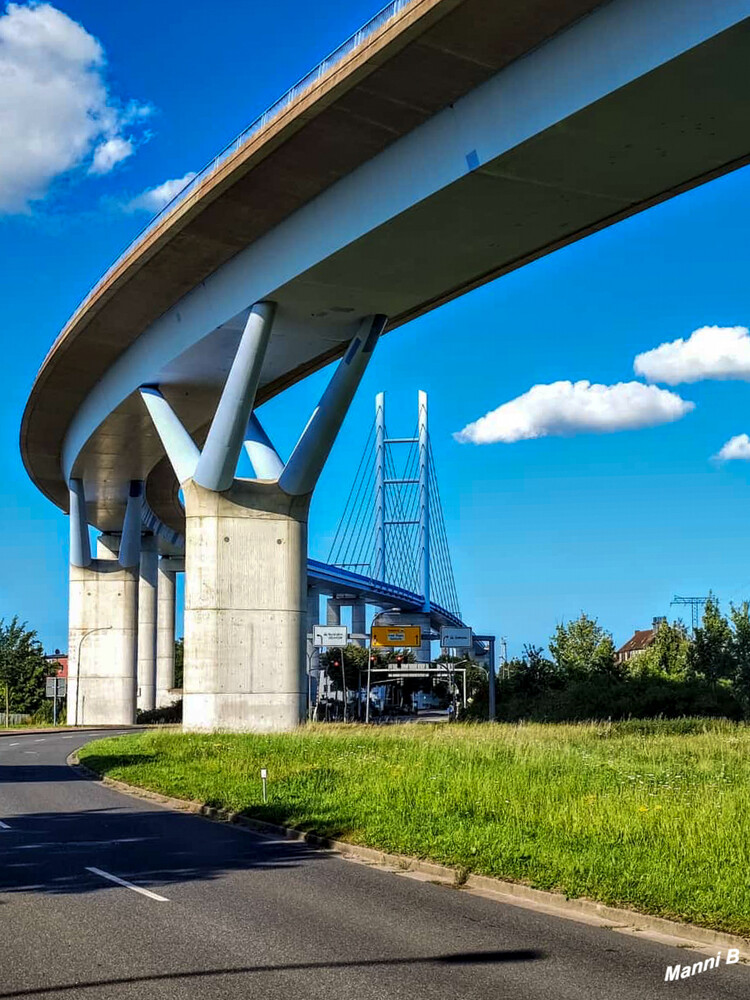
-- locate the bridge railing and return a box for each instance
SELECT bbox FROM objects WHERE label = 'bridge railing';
[75,0,417,317]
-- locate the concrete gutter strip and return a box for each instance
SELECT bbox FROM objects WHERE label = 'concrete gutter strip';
[68,752,750,960]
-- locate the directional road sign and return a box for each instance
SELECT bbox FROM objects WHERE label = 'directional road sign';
[45,676,67,698]
[439,627,473,649]
[371,625,422,648]
[313,625,349,648]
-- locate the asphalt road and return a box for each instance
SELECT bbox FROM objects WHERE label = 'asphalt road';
[1,729,747,999]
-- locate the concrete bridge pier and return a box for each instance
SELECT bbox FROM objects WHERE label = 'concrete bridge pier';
[326,598,366,645]
[66,480,142,726]
[326,599,342,627]
[307,588,321,673]
[181,479,310,731]
[155,556,178,708]
[351,600,366,646]
[137,534,158,712]
[141,305,386,732]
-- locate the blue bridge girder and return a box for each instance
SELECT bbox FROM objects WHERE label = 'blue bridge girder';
[306,558,464,631]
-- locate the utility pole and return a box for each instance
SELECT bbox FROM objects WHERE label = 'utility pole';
[499,637,508,680]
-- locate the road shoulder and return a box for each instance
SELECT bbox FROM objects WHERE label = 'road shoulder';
[68,750,750,962]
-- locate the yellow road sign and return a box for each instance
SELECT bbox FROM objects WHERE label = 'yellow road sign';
[371,625,422,648]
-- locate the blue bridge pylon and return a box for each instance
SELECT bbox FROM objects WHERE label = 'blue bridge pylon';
[327,391,461,620]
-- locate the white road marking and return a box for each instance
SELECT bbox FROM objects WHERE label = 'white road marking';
[23,751,38,755]
[62,736,74,739]
[0,820,11,830]
[85,867,169,901]
[18,838,150,850]
[34,739,45,743]
[8,742,20,746]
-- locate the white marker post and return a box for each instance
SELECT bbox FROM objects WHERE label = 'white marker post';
[260,767,268,803]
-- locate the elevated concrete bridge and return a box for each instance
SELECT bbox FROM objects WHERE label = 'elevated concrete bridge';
[20,0,750,730]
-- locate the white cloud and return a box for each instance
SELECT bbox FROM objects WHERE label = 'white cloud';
[453,380,694,444]
[122,172,197,214]
[713,434,750,462]
[0,2,150,213]
[89,136,134,175]
[634,326,750,384]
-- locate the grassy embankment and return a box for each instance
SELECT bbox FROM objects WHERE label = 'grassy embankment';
[79,719,750,936]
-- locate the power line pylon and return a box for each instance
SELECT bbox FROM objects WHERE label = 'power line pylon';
[670,595,708,634]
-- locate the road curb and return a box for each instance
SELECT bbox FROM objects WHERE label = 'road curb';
[67,751,750,958]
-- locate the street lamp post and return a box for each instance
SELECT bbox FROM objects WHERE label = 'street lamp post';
[74,626,112,726]
[366,608,398,724]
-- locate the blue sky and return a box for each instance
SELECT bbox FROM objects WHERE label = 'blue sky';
[1,0,750,657]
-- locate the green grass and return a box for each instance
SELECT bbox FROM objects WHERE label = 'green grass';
[78,719,750,936]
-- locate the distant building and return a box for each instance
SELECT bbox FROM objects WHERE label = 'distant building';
[44,649,68,679]
[616,617,666,665]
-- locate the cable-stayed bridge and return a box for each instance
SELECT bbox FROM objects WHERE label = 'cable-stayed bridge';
[308,391,480,660]
[328,392,459,618]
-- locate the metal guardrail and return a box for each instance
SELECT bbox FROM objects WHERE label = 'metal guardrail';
[77,0,418,316]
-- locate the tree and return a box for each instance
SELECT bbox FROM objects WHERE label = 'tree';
[320,643,374,692]
[730,601,750,715]
[506,644,558,694]
[629,620,690,679]
[549,613,617,679]
[0,617,49,715]
[689,595,733,684]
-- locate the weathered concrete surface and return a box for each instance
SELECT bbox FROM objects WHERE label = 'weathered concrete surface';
[155,558,177,708]
[137,535,158,712]
[182,479,310,732]
[67,559,139,725]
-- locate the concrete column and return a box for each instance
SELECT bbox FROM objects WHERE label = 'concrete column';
[244,413,284,480]
[137,535,158,712]
[155,558,177,708]
[69,479,91,567]
[307,588,320,650]
[326,600,341,627]
[352,600,367,646]
[67,554,139,726]
[306,587,320,707]
[182,479,310,732]
[195,302,276,491]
